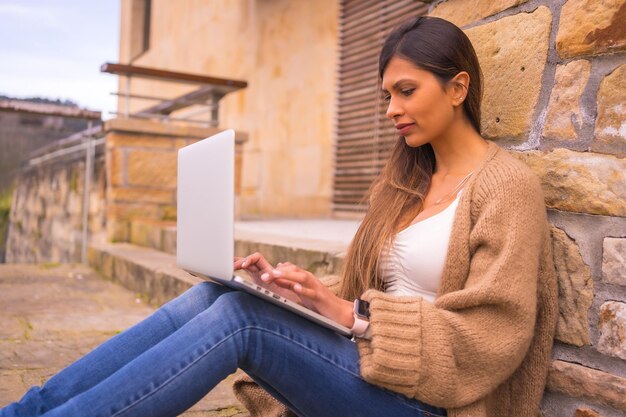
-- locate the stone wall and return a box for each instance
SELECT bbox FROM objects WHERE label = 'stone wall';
[6,150,106,264]
[0,102,97,195]
[430,0,625,415]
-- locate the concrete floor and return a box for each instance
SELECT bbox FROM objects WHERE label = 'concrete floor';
[0,264,246,416]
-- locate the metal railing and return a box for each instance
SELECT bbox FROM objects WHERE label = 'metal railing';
[100,62,247,127]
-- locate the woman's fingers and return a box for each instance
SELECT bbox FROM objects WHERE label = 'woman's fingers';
[240,252,273,273]
[292,283,317,299]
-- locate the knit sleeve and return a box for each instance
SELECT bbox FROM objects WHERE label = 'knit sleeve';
[319,274,342,296]
[356,167,547,409]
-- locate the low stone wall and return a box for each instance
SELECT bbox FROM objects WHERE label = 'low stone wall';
[6,153,106,264]
[429,0,625,415]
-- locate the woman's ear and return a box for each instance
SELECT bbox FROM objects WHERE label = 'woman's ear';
[449,71,470,107]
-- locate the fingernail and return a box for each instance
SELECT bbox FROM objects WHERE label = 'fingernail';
[294,283,302,292]
[241,261,246,267]
[272,269,282,277]
[261,273,269,281]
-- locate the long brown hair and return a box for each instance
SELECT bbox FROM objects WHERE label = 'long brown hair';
[339,16,483,300]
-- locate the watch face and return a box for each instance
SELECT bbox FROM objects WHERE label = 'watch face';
[357,300,370,317]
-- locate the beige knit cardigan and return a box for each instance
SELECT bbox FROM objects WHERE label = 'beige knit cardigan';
[233,141,559,417]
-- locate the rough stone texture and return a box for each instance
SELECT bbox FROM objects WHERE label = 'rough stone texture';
[603,237,626,286]
[129,219,174,251]
[546,360,626,412]
[6,157,106,264]
[429,0,528,27]
[106,202,160,242]
[551,227,594,346]
[88,242,200,307]
[109,186,175,204]
[0,264,246,417]
[465,6,551,140]
[543,60,592,140]
[107,147,125,186]
[592,64,626,157]
[513,148,626,217]
[598,301,626,360]
[556,0,626,58]
[127,149,178,188]
[574,409,603,417]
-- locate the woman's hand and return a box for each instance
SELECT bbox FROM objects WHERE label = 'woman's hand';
[233,253,302,304]
[260,262,354,328]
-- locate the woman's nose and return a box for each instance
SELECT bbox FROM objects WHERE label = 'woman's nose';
[385,97,403,119]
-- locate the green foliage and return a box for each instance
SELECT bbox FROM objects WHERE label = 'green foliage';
[69,169,79,193]
[0,189,13,260]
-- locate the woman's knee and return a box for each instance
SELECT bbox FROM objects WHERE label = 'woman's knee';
[209,291,268,328]
[159,282,231,325]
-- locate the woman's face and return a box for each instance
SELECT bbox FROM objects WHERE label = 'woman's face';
[381,56,457,147]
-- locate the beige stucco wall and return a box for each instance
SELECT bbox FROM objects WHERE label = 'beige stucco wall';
[118,0,339,218]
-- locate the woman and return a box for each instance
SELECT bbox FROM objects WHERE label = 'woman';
[1,16,557,417]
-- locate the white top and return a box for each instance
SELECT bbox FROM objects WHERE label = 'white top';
[380,191,462,302]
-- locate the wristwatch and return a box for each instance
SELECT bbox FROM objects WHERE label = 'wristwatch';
[351,299,370,338]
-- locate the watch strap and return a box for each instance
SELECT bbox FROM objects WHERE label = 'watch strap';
[351,299,370,338]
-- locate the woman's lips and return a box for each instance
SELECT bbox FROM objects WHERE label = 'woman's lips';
[395,123,415,135]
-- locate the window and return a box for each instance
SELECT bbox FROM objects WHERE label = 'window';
[129,0,151,61]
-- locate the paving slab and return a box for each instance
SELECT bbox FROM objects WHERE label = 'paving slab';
[0,264,247,416]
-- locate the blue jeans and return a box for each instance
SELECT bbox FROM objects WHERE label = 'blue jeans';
[1,282,446,417]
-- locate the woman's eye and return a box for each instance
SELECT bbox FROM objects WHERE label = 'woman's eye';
[382,94,391,103]
[401,88,415,97]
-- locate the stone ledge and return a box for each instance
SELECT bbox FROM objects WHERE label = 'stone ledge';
[89,217,358,306]
[88,242,201,306]
[546,360,626,412]
[128,219,359,275]
[104,118,249,143]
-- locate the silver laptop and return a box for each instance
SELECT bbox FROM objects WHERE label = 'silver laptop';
[176,129,351,337]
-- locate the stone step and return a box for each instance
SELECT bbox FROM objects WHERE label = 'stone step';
[114,219,359,305]
[129,218,358,259]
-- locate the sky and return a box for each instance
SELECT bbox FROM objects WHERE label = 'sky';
[0,1,120,119]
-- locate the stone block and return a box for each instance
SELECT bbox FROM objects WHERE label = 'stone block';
[126,149,177,188]
[592,64,626,157]
[109,186,175,205]
[546,360,626,412]
[107,147,125,186]
[107,133,175,149]
[551,227,593,346]
[513,148,626,217]
[106,203,160,242]
[556,0,626,58]
[162,227,177,255]
[130,221,163,251]
[574,409,602,417]
[430,0,528,27]
[106,202,159,222]
[543,60,591,140]
[465,7,551,140]
[160,205,177,221]
[603,237,626,286]
[598,301,626,360]
[174,138,190,149]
